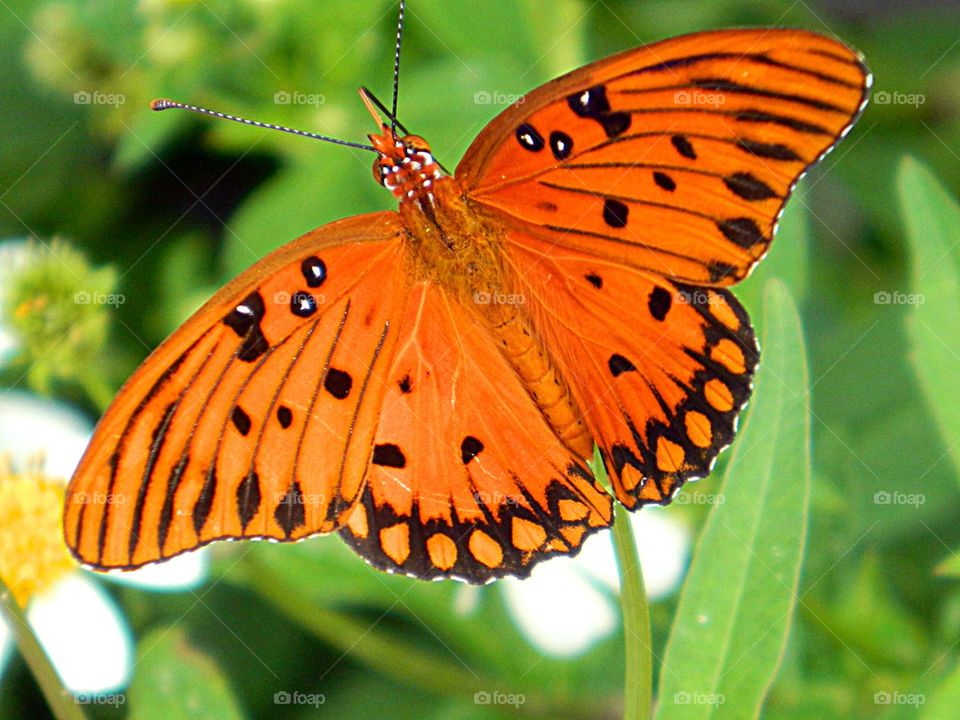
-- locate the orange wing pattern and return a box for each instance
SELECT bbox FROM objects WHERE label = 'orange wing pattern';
[505,233,757,509]
[460,29,869,284]
[339,282,613,582]
[65,213,408,568]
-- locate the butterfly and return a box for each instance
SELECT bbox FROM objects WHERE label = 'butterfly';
[63,6,870,584]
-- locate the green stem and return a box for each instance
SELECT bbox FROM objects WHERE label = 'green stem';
[0,577,88,720]
[612,504,653,719]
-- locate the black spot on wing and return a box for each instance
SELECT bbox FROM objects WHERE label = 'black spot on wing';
[549,130,573,160]
[231,406,252,436]
[324,368,353,399]
[671,134,697,159]
[567,85,631,138]
[603,198,629,228]
[585,273,603,289]
[609,353,638,377]
[223,291,268,362]
[290,291,318,318]
[236,471,261,529]
[648,286,672,321]
[301,256,327,288]
[372,443,407,468]
[724,172,778,201]
[708,261,739,283]
[277,405,293,429]
[737,138,802,162]
[274,481,306,537]
[653,171,676,191]
[460,436,485,464]
[517,123,545,152]
[717,218,766,248]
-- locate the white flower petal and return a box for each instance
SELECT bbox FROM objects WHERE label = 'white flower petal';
[631,509,691,599]
[0,391,92,479]
[100,550,209,591]
[26,574,132,693]
[0,615,11,679]
[502,509,691,657]
[575,509,691,600]
[502,535,617,657]
[0,240,33,363]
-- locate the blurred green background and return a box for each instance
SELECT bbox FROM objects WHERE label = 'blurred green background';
[1,0,960,718]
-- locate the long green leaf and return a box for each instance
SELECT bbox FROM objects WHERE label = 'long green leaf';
[128,627,244,720]
[898,156,960,480]
[655,280,811,719]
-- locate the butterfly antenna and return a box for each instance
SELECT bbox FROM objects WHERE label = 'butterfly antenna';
[150,99,377,152]
[390,0,406,138]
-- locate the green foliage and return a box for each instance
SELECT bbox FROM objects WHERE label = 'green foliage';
[1,1,960,719]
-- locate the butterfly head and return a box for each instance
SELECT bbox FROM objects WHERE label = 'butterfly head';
[370,131,444,200]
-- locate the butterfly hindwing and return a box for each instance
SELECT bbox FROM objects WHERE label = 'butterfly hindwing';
[505,232,758,508]
[459,28,869,285]
[65,212,408,569]
[339,282,613,582]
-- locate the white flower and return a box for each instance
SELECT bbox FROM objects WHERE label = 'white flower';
[0,391,208,694]
[502,509,690,657]
[0,239,33,364]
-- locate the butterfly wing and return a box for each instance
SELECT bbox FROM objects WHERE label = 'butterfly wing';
[65,212,409,569]
[504,233,757,508]
[339,281,613,582]
[458,28,870,284]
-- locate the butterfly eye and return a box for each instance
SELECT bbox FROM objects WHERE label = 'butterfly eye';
[372,159,391,184]
[402,135,431,155]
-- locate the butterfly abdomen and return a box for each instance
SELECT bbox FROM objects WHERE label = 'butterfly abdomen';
[398,178,594,461]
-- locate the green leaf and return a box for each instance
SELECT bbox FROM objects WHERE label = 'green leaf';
[655,280,811,719]
[898,156,960,480]
[920,659,960,720]
[128,627,244,720]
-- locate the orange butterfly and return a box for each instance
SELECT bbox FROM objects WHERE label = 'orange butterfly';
[64,6,870,583]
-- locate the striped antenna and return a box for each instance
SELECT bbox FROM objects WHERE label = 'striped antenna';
[150,98,376,153]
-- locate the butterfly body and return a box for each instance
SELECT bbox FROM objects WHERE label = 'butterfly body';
[65,28,870,583]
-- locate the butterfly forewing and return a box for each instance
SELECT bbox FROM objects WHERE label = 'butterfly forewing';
[65,213,408,569]
[460,29,869,284]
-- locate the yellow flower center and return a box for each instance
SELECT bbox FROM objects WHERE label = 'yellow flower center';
[0,460,75,606]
